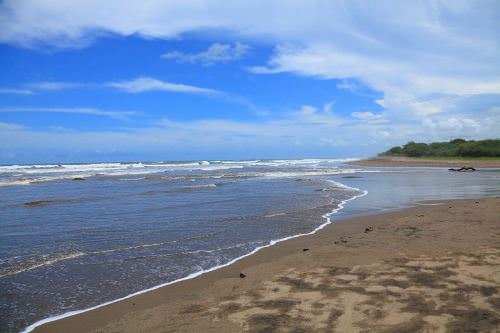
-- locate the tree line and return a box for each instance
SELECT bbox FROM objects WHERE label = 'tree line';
[382,139,500,157]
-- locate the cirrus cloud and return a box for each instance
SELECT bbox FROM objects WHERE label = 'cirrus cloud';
[162,42,250,65]
[106,77,220,95]
[0,107,140,120]
[0,88,34,95]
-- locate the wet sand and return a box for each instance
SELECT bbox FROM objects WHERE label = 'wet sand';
[349,156,500,168]
[32,197,500,333]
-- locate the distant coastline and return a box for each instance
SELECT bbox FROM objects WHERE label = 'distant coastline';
[349,155,500,168]
[351,138,500,167]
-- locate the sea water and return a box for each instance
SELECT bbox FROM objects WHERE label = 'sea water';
[0,159,499,332]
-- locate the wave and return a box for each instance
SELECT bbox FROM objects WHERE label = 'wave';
[122,242,260,262]
[119,177,145,181]
[0,173,96,186]
[0,163,143,174]
[180,183,218,190]
[0,161,236,175]
[248,168,363,178]
[0,159,369,187]
[0,158,356,175]
[83,168,381,184]
[263,212,286,218]
[160,242,262,257]
[0,251,86,278]
[19,180,367,333]
[324,179,360,190]
[0,179,33,186]
[152,168,383,183]
[0,165,243,186]
[242,158,359,167]
[1,234,213,279]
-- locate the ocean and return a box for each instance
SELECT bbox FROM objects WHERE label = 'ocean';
[0,159,499,332]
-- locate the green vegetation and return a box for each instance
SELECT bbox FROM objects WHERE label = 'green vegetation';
[382,139,500,158]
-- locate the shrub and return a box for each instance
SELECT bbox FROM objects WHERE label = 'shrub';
[382,139,500,157]
[403,142,429,157]
[388,146,403,155]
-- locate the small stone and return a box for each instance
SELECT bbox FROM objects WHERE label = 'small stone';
[239,273,246,278]
[303,248,309,252]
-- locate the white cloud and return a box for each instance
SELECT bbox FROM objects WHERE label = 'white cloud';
[422,117,481,132]
[323,101,334,113]
[351,111,384,121]
[162,42,249,65]
[251,43,500,120]
[293,103,341,126]
[298,105,316,116]
[319,137,346,147]
[374,99,385,108]
[21,78,221,96]
[1,1,496,121]
[2,103,497,161]
[0,88,34,95]
[29,81,82,90]
[0,107,140,120]
[107,77,220,95]
[0,121,25,130]
[336,80,358,93]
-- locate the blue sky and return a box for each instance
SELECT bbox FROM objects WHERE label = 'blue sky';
[0,1,499,163]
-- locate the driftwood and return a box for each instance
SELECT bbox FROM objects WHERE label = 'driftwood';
[448,167,476,172]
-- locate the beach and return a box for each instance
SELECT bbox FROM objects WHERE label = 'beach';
[2,160,499,332]
[30,196,500,333]
[2,1,499,332]
[2,2,497,332]
[349,156,500,168]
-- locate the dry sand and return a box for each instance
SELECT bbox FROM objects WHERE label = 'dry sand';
[349,156,500,168]
[33,197,500,333]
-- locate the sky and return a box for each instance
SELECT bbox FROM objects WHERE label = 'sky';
[0,1,499,163]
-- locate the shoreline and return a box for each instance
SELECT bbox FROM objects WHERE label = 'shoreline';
[349,156,500,168]
[30,196,500,333]
[23,182,368,333]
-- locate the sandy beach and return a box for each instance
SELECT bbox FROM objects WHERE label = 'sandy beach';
[2,3,498,332]
[30,196,500,333]
[349,156,500,168]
